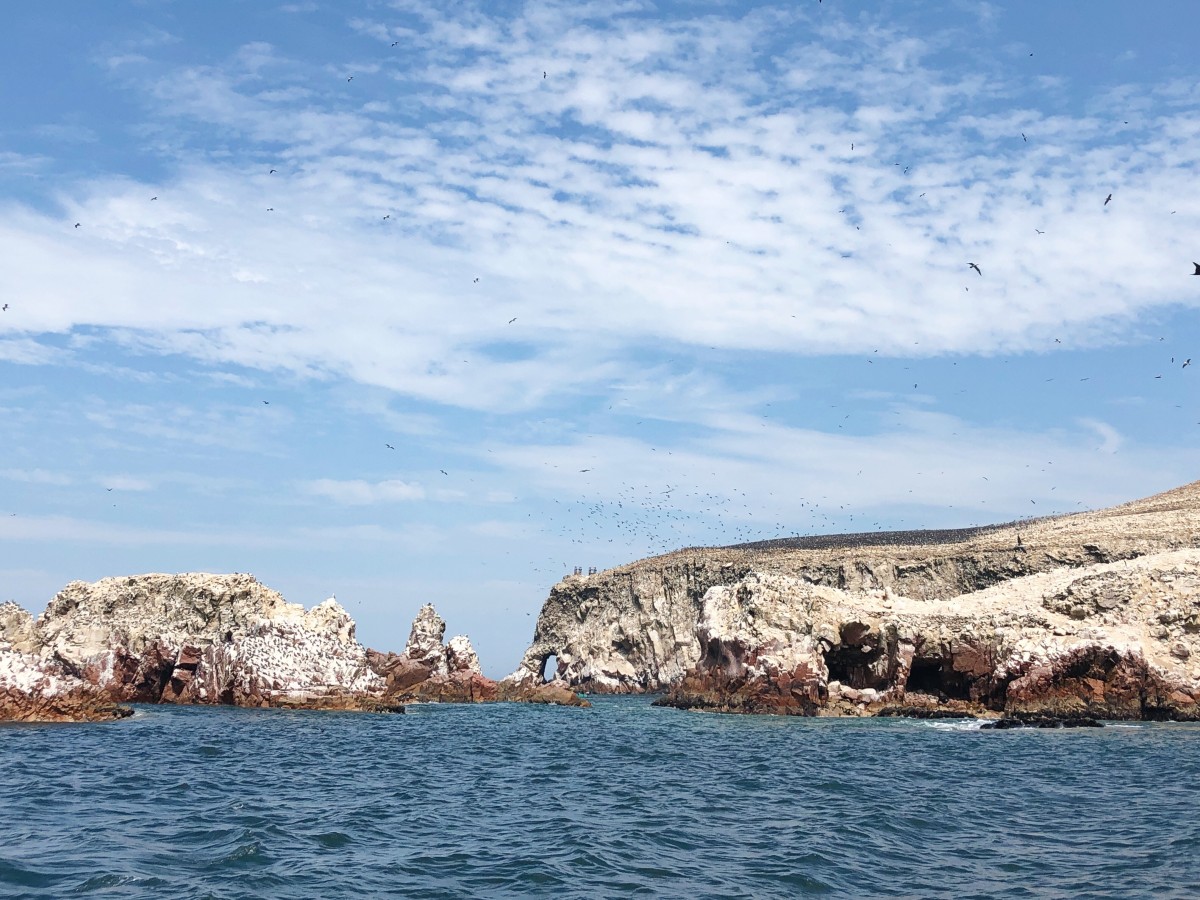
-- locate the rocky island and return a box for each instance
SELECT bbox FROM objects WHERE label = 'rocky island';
[509,480,1200,721]
[1,574,584,722]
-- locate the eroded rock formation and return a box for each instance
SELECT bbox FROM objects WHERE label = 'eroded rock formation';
[654,552,1200,719]
[512,480,1200,719]
[1,574,586,721]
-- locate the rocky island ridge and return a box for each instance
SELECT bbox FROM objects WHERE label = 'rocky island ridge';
[1,575,583,722]
[509,479,1200,721]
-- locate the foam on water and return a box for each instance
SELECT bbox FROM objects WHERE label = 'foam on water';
[3,697,1199,899]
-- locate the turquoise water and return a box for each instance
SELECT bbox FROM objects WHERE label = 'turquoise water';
[2,698,1199,898]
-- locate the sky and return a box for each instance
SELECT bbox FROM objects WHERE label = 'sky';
[1,0,1197,676]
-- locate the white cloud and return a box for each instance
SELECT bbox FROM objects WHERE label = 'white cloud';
[0,468,73,487]
[0,3,1195,420]
[304,477,425,504]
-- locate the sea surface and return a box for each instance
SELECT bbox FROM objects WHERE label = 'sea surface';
[2,698,1199,899]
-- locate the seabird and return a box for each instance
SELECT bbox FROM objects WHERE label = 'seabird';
[270,169,277,174]
[391,41,399,47]
[508,317,517,324]
[262,400,270,405]
[440,469,448,475]
[1185,359,1193,369]
[151,196,157,201]
[74,223,81,228]
[385,443,395,450]
[347,76,353,82]
[1,304,7,311]
[968,262,982,276]
[1193,262,1200,275]
[1104,193,1113,206]
[1035,229,1044,234]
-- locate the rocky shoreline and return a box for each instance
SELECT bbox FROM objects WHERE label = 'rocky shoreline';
[513,480,1200,722]
[0,575,584,723]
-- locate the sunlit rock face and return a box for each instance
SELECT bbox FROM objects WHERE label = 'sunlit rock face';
[16,574,389,712]
[655,553,1200,719]
[0,575,589,721]
[511,480,1200,716]
[0,639,130,723]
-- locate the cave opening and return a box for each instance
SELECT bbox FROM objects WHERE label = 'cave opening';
[823,622,889,690]
[905,657,973,701]
[824,645,886,690]
[541,654,558,683]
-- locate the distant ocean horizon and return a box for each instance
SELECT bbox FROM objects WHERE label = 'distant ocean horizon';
[3,698,1199,898]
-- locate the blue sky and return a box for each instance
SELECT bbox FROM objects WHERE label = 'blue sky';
[1,1,1197,675]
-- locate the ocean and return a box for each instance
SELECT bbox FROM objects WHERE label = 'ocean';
[2,697,1199,899]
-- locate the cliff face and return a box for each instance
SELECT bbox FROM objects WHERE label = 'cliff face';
[13,573,391,712]
[0,577,586,721]
[655,551,1200,719]
[509,480,1200,702]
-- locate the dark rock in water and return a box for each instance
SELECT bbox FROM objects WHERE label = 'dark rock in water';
[981,715,1104,729]
[876,706,981,719]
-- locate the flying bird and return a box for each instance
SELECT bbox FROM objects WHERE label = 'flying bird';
[391,41,399,47]
[347,76,354,82]
[1104,193,1113,206]
[262,400,270,405]
[968,262,982,275]
[385,443,395,450]
[1035,229,1044,234]
[508,317,517,324]
[269,169,277,174]
[150,196,157,201]
[74,223,81,228]
[1193,262,1200,275]
[440,469,448,475]
[1185,359,1192,369]
[473,277,479,283]
[1,304,7,311]
[1021,133,1027,141]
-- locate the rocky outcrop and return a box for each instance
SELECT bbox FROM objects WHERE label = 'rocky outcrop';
[511,480,1200,698]
[653,550,1200,720]
[368,614,587,707]
[18,574,393,712]
[1,573,590,719]
[0,639,131,723]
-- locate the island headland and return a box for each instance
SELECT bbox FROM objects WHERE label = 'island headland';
[1,576,584,722]
[509,480,1200,721]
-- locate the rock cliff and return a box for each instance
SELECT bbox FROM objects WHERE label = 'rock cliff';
[510,480,1200,720]
[0,575,585,721]
[655,551,1200,719]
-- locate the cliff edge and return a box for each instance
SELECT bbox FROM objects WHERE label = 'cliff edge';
[508,480,1200,719]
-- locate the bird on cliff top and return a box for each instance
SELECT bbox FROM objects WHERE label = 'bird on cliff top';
[968,262,982,276]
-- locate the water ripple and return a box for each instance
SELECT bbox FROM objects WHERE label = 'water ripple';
[3,700,1200,898]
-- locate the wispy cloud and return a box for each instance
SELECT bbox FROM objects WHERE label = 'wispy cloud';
[304,477,425,504]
